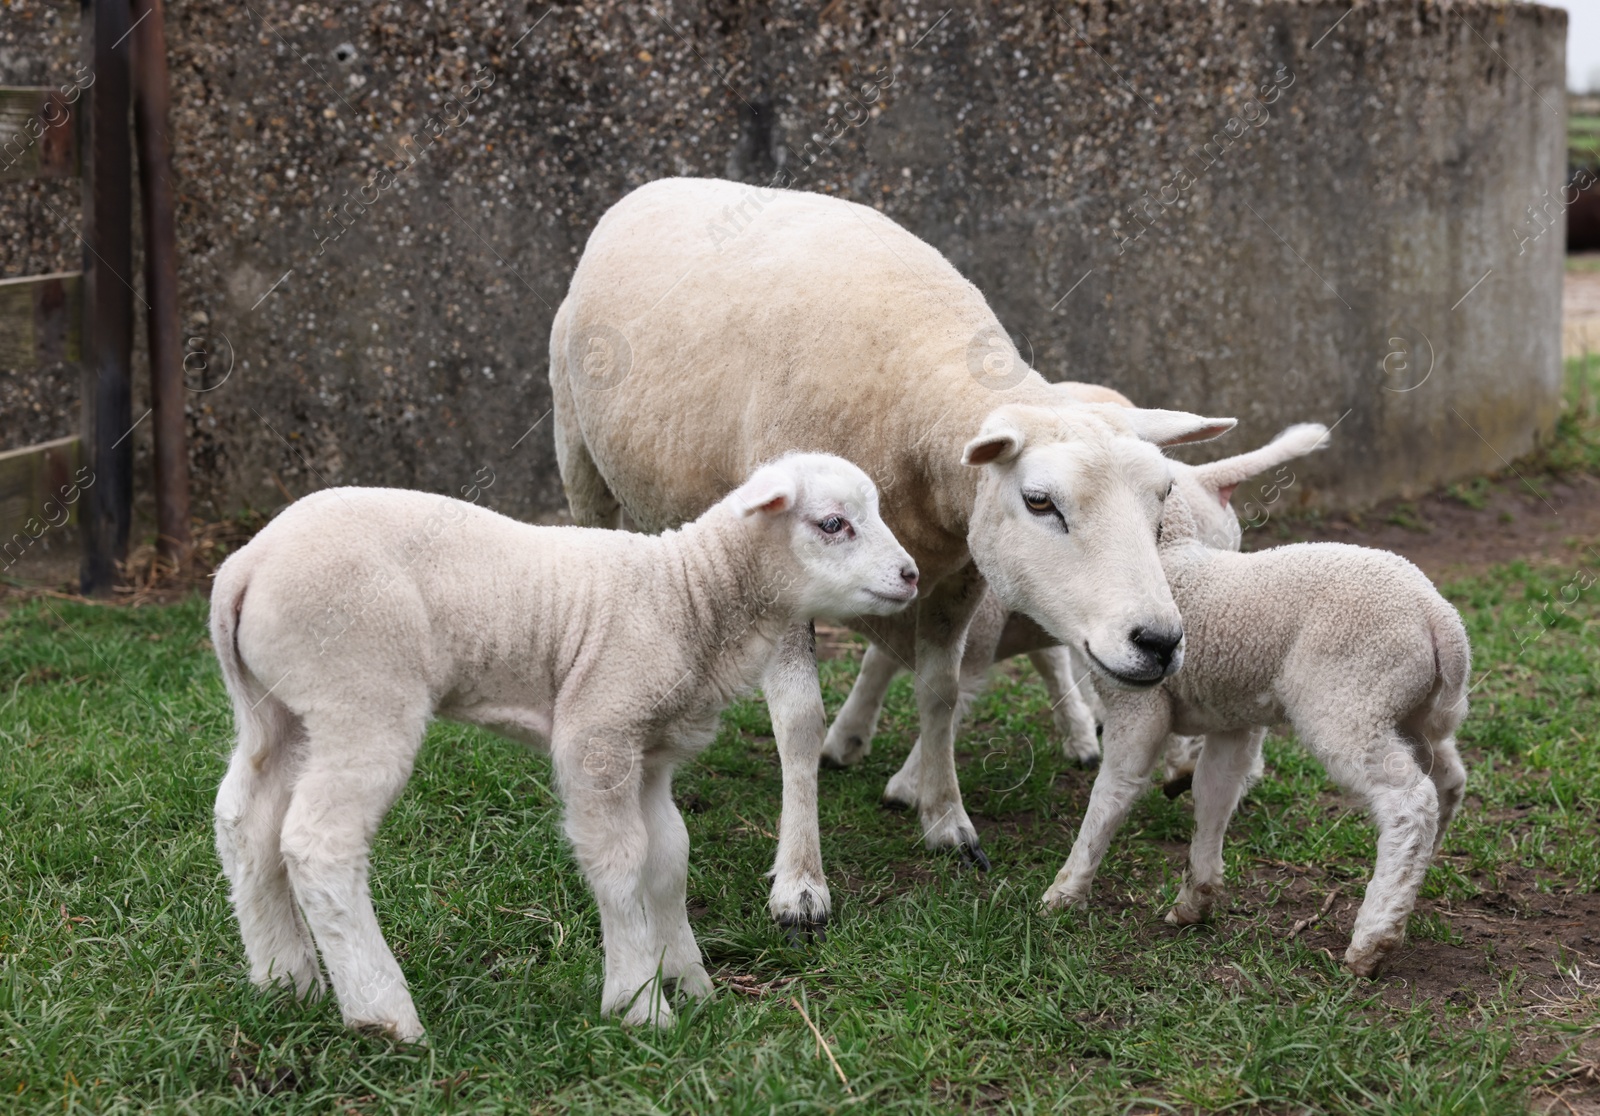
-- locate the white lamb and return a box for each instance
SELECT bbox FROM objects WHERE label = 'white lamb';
[209,454,918,1040]
[824,423,1331,797]
[1034,484,1470,978]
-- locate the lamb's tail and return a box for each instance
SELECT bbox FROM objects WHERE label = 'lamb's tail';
[210,554,298,765]
[1420,602,1472,741]
[1189,422,1330,501]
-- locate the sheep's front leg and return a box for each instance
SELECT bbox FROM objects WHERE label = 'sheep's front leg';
[763,622,832,942]
[1168,727,1264,925]
[820,641,902,768]
[1041,692,1169,909]
[639,759,711,1000]
[1029,646,1102,768]
[888,564,989,865]
[558,732,671,1025]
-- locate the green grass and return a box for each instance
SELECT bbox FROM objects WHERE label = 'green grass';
[1,562,1596,1113]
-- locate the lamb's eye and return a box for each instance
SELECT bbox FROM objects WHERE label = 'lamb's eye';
[818,516,847,535]
[1023,492,1055,515]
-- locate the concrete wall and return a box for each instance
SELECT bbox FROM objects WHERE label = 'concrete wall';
[0,0,1568,524]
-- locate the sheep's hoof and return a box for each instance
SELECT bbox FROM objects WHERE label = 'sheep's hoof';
[1165,903,1207,926]
[1039,888,1086,912]
[1078,752,1101,771]
[353,1019,427,1047]
[778,913,828,947]
[669,965,715,1001]
[820,734,870,768]
[1162,772,1194,799]
[880,793,914,812]
[958,840,991,872]
[1343,940,1397,979]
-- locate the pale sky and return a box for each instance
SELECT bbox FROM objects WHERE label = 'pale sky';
[1545,0,1600,92]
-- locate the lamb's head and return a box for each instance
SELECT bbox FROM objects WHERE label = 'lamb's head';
[962,403,1235,689]
[728,453,919,620]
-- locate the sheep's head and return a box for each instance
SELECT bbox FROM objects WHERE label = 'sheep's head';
[962,403,1234,689]
[729,453,919,621]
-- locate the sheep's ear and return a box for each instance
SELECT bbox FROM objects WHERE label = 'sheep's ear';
[1119,408,1237,447]
[1214,484,1238,507]
[733,476,796,517]
[962,416,1025,466]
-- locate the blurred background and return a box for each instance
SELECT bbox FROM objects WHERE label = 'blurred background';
[0,0,1594,590]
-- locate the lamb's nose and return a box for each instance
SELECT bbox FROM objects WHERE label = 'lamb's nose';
[1129,626,1182,670]
[900,566,919,587]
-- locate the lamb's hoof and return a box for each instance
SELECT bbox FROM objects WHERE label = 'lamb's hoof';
[1162,772,1194,799]
[958,840,991,872]
[1165,903,1208,927]
[778,913,828,947]
[880,793,913,812]
[1343,940,1397,979]
[1078,752,1101,771]
[820,734,870,768]
[353,1019,427,1047]
[669,965,715,1001]
[1040,887,1086,912]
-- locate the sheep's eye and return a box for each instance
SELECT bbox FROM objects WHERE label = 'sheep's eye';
[818,516,847,535]
[1163,481,1174,500]
[1023,492,1055,515]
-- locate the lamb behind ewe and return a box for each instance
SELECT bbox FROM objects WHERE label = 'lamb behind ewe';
[1038,488,1470,978]
[824,422,1331,790]
[210,454,918,1040]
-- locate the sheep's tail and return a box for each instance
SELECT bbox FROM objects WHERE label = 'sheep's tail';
[210,553,297,765]
[1189,422,1330,499]
[1420,601,1472,742]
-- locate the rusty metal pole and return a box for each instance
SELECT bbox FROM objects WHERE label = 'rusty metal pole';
[79,0,135,596]
[131,0,189,571]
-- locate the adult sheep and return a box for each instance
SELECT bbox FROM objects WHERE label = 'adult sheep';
[549,177,1234,937]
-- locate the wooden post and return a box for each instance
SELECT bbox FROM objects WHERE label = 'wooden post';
[131,0,189,571]
[79,0,135,595]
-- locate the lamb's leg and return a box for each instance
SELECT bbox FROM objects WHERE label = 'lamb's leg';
[214,698,322,998]
[1312,731,1439,978]
[763,622,832,941]
[1423,734,1467,856]
[639,759,710,1000]
[279,706,428,1043]
[893,564,989,864]
[1041,693,1169,909]
[1028,645,1101,767]
[558,732,671,1025]
[1167,727,1264,925]
[820,642,902,768]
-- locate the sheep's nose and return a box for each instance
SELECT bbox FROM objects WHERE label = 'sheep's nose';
[900,566,919,587]
[1129,626,1182,670]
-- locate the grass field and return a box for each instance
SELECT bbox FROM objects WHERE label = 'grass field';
[1,563,1595,1113]
[1,370,1598,1113]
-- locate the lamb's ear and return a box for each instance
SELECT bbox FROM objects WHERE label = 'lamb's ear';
[962,415,1025,466]
[1119,408,1237,448]
[732,471,796,517]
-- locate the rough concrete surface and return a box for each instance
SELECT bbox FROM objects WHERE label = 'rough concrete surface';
[0,0,1570,525]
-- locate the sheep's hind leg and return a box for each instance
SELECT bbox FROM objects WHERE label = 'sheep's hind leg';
[1168,727,1264,925]
[639,760,710,1001]
[1041,693,1169,909]
[214,699,322,998]
[764,623,832,943]
[820,641,902,768]
[1423,734,1467,856]
[1309,729,1439,978]
[280,706,429,1043]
